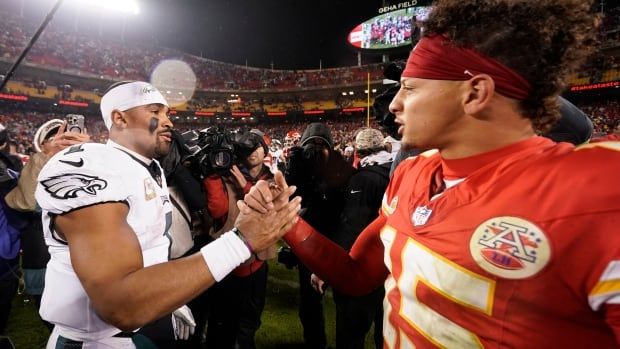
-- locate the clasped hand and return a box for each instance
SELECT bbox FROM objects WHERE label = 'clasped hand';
[233,171,300,253]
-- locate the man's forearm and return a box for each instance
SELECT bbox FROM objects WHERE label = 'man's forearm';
[5,152,48,211]
[91,230,250,331]
[284,218,388,296]
[93,253,214,331]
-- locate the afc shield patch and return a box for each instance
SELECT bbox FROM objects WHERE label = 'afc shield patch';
[469,216,551,279]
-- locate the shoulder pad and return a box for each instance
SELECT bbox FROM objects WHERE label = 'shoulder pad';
[36,143,129,214]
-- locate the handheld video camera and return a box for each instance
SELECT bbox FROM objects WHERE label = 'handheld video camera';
[180,126,238,178]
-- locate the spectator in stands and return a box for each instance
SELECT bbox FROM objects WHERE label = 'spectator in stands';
[343,146,354,166]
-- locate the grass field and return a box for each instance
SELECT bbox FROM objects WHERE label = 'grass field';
[5,260,377,348]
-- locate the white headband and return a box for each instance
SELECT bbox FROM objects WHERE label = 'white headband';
[100,81,169,129]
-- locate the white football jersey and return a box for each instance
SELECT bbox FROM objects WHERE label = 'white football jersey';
[35,142,172,341]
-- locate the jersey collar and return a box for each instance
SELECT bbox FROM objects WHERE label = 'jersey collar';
[107,139,152,164]
[441,136,552,179]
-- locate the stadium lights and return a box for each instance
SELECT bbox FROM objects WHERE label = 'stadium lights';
[341,92,347,96]
[70,0,140,15]
[349,91,354,95]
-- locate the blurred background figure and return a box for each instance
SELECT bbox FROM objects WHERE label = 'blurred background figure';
[0,123,23,336]
[284,122,354,349]
[203,128,276,349]
[4,119,89,333]
[313,127,390,349]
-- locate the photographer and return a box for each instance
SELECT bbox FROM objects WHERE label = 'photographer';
[203,128,275,349]
[284,122,354,349]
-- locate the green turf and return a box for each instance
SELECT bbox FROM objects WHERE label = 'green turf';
[6,260,377,348]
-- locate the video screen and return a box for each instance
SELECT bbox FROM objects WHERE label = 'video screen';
[348,7,432,50]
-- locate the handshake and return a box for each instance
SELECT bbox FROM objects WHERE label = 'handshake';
[231,171,302,256]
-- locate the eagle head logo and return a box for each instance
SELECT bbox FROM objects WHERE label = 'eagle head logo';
[41,173,108,199]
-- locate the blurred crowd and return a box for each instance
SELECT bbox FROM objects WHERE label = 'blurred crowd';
[581,99,620,135]
[0,11,384,91]
[0,110,387,158]
[1,97,619,158]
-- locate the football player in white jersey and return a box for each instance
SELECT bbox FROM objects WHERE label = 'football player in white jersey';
[35,81,301,349]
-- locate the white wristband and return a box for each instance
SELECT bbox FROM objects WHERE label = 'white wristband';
[200,230,252,282]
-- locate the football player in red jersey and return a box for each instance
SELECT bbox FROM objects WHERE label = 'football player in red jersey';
[240,0,620,347]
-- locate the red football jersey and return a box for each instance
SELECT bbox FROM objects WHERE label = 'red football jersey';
[378,137,620,348]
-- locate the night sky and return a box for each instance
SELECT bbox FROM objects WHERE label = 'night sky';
[2,0,405,70]
[151,0,384,69]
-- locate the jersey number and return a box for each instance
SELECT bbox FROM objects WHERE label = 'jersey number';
[382,226,496,348]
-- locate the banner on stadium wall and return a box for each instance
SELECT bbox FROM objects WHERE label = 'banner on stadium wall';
[231,112,251,117]
[59,100,88,107]
[342,107,365,112]
[195,111,215,117]
[173,108,368,119]
[267,112,287,117]
[569,81,619,92]
[0,93,28,102]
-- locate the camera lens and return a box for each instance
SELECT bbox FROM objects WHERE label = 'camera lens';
[212,151,231,168]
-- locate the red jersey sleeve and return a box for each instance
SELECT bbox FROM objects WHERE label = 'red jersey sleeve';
[603,304,620,345]
[284,216,388,296]
[203,176,228,220]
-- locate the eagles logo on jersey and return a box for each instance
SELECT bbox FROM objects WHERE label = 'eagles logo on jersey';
[41,173,108,199]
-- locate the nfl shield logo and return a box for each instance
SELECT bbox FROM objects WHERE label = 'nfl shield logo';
[412,206,433,226]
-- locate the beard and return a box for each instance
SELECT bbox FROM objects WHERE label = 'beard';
[154,140,171,158]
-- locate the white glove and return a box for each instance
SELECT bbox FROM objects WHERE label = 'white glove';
[172,305,196,340]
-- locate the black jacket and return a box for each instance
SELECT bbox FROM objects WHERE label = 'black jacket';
[335,162,391,251]
[285,147,353,238]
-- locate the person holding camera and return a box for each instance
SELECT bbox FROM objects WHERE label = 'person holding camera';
[284,122,354,349]
[202,128,276,349]
[4,119,90,333]
[34,81,300,348]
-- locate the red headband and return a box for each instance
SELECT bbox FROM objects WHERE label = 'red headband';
[402,35,531,100]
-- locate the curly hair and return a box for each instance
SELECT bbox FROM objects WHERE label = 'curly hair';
[422,0,599,132]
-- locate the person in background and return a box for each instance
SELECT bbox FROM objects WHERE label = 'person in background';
[312,127,391,348]
[203,129,276,349]
[284,122,354,349]
[0,123,24,335]
[5,119,90,332]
